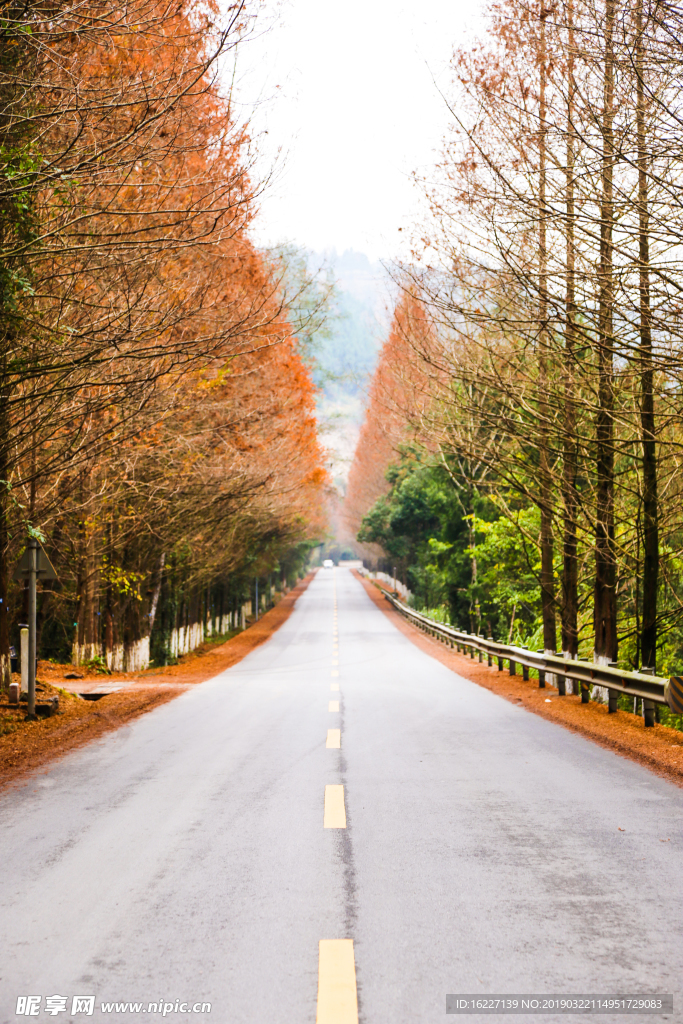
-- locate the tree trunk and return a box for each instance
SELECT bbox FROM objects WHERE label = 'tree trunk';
[148,552,166,637]
[594,0,618,665]
[635,0,658,671]
[0,397,9,690]
[75,472,99,664]
[538,3,557,656]
[562,0,579,660]
[468,482,478,633]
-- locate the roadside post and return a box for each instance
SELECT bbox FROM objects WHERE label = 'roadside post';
[12,537,57,721]
[19,625,28,696]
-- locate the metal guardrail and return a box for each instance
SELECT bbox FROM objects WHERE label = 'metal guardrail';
[380,590,680,727]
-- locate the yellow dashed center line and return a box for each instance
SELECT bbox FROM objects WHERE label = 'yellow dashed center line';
[326,728,341,749]
[316,939,358,1024]
[323,785,347,828]
[318,585,356,1019]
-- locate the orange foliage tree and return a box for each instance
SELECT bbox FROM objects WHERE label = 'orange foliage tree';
[343,291,433,560]
[0,0,328,673]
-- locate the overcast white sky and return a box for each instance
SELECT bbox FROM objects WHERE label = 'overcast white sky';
[235,0,486,262]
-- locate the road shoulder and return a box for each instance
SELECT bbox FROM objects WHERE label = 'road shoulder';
[355,571,683,787]
[0,575,314,792]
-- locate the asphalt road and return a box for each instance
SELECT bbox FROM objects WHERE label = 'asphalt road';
[0,567,681,1024]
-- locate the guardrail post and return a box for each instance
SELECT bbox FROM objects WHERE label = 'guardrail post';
[509,659,516,676]
[581,682,590,703]
[487,639,493,667]
[556,674,566,696]
[470,644,475,659]
[478,638,484,663]
[535,649,545,687]
[636,668,656,727]
[497,655,503,671]
[607,663,619,712]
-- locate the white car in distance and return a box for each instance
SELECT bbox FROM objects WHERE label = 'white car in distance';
[322,559,334,569]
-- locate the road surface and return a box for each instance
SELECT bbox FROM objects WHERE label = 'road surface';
[0,567,681,1023]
